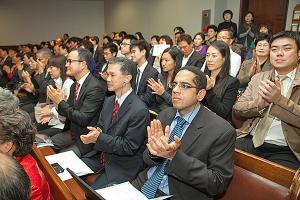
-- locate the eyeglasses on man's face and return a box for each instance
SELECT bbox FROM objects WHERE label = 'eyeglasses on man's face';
[168,82,197,90]
[66,59,84,65]
[120,42,130,47]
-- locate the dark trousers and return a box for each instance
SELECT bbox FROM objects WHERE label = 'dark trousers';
[236,135,300,170]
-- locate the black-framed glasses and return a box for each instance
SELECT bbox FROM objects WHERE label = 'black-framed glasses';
[168,82,197,90]
[120,42,130,47]
[66,59,84,65]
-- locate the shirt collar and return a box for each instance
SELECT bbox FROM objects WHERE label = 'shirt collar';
[115,88,133,107]
[275,68,297,81]
[138,60,148,74]
[174,105,200,124]
[77,72,90,85]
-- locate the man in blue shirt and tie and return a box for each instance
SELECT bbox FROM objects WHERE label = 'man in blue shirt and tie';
[132,66,236,200]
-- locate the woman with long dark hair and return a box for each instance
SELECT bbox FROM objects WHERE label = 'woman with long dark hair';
[203,40,239,124]
[147,46,183,112]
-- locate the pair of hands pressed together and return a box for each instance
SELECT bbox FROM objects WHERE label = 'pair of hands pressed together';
[258,79,282,110]
[80,119,181,160]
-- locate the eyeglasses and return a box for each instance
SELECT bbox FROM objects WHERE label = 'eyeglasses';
[66,59,84,65]
[168,82,197,90]
[120,42,130,47]
[217,37,230,40]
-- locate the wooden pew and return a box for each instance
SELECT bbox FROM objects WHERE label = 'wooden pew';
[31,145,87,200]
[218,149,300,200]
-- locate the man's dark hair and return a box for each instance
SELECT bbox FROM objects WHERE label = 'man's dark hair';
[103,35,113,43]
[130,39,150,59]
[71,48,93,70]
[103,42,118,55]
[254,33,271,47]
[159,35,173,46]
[60,44,70,53]
[123,34,137,42]
[15,52,24,60]
[174,26,185,34]
[179,66,207,92]
[223,10,233,20]
[218,28,234,39]
[67,37,82,45]
[81,39,94,54]
[0,152,31,200]
[208,25,218,32]
[90,36,99,44]
[151,35,160,42]
[109,57,137,86]
[270,31,300,51]
[0,109,35,156]
[177,34,193,45]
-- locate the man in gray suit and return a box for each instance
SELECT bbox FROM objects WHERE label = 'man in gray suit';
[132,66,236,200]
[81,57,149,189]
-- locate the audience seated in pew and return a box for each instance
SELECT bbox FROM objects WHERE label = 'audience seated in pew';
[202,40,239,125]
[46,48,106,157]
[131,39,159,108]
[80,57,149,189]
[234,31,300,170]
[148,46,183,113]
[132,66,236,199]
[237,33,272,93]
[0,108,51,200]
[0,152,31,200]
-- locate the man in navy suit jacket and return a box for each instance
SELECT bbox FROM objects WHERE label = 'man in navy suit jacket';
[130,39,158,107]
[81,57,149,189]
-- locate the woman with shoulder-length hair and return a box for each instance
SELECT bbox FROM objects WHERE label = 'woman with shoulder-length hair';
[0,109,51,200]
[147,46,183,113]
[203,40,239,124]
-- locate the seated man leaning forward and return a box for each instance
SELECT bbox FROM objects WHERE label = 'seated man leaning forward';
[80,57,150,189]
[132,66,236,200]
[234,31,300,170]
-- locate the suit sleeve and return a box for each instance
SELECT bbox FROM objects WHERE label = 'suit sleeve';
[204,78,239,119]
[94,107,149,156]
[140,70,159,107]
[58,84,105,127]
[165,127,236,196]
[233,73,263,118]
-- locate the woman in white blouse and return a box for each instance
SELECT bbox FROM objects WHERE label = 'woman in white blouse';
[37,55,74,136]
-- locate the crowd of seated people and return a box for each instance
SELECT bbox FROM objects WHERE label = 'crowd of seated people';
[0,10,300,199]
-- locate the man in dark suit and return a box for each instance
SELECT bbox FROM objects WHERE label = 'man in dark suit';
[47,48,106,156]
[80,57,149,189]
[178,34,205,68]
[132,66,236,200]
[90,36,105,72]
[130,39,159,107]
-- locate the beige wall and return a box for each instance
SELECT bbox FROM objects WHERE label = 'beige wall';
[0,0,105,45]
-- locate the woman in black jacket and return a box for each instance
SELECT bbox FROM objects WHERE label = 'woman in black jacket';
[203,40,239,124]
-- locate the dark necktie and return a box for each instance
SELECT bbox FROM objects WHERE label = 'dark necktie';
[141,116,187,198]
[135,68,141,94]
[73,81,80,104]
[99,101,120,168]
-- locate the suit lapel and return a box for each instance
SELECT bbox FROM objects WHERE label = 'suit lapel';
[104,97,115,131]
[108,92,134,129]
[137,64,150,94]
[76,74,92,104]
[180,106,205,153]
[186,52,195,66]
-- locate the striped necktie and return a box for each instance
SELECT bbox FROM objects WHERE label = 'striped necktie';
[141,116,187,199]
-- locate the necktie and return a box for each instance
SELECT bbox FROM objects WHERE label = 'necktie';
[252,75,287,147]
[141,117,187,199]
[73,81,80,104]
[111,101,120,121]
[99,101,120,168]
[135,68,141,94]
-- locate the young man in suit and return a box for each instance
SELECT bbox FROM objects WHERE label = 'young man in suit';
[47,48,106,156]
[132,66,236,199]
[80,57,150,189]
[90,36,105,72]
[130,39,159,107]
[234,31,300,170]
[120,34,137,59]
[178,34,205,68]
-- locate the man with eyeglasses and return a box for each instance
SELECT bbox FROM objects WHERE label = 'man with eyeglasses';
[100,42,118,73]
[47,48,106,156]
[132,66,236,199]
[216,29,241,77]
[120,34,137,59]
